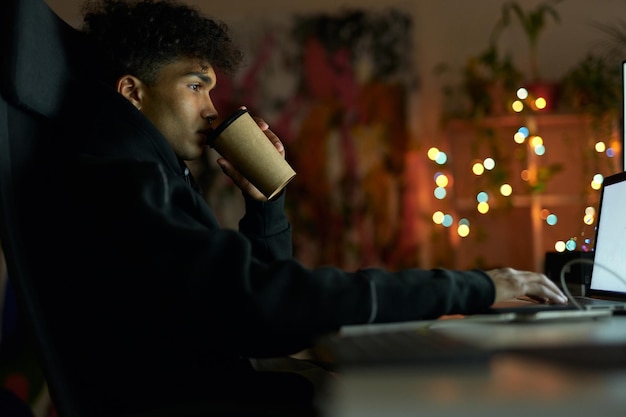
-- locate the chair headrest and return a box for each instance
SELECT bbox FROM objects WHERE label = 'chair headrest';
[0,0,91,119]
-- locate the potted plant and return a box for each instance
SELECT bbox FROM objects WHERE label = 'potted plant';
[462,44,523,116]
[434,44,522,119]
[560,54,621,122]
[590,19,626,67]
[492,0,563,110]
[559,18,625,134]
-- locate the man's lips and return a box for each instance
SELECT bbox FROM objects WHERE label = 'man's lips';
[198,128,215,145]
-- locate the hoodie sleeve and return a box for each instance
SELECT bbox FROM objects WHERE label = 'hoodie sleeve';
[61,159,496,357]
[238,191,292,262]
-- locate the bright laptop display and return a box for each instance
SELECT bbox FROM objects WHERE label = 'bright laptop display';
[622,60,626,170]
[587,171,626,297]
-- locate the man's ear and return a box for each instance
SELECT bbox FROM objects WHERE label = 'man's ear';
[116,75,144,111]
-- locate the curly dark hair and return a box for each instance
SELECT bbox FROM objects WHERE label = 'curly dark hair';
[81,0,243,85]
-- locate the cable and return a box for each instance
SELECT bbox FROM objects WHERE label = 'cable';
[559,258,626,311]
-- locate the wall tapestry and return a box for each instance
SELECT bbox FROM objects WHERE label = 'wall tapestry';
[192,9,418,270]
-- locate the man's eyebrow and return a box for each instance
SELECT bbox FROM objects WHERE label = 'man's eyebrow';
[185,72,213,84]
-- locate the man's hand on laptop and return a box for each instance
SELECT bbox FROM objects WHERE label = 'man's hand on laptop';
[486,268,568,305]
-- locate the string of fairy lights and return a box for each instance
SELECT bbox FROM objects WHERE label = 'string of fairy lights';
[428,87,619,253]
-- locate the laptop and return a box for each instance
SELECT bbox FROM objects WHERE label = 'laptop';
[489,171,626,315]
[569,170,626,310]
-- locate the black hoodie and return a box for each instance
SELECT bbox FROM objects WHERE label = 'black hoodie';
[33,82,494,410]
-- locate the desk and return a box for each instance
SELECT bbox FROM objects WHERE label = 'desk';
[320,315,626,417]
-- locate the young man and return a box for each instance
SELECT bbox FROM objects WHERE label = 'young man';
[37,0,566,413]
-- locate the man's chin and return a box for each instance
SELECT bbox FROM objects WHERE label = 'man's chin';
[177,147,205,162]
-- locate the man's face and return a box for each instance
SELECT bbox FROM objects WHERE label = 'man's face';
[138,58,218,161]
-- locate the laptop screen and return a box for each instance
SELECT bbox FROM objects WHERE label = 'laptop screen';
[621,61,626,171]
[589,171,626,295]
[622,61,626,171]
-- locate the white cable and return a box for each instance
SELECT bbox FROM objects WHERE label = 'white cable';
[558,258,625,311]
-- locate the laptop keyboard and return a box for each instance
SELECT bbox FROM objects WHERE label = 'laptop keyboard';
[572,296,625,307]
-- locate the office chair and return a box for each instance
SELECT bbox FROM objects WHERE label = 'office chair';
[0,0,90,414]
[0,1,317,416]
[0,1,219,416]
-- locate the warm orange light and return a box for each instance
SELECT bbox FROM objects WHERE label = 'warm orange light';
[530,135,543,147]
[427,147,440,161]
[535,97,547,109]
[521,170,530,181]
[512,100,524,112]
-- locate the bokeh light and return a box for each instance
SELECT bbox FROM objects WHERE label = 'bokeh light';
[530,136,543,147]
[535,97,547,109]
[476,191,489,203]
[534,144,546,155]
[516,88,529,99]
[435,173,449,187]
[432,211,444,224]
[565,238,577,251]
[584,206,596,225]
[477,202,490,214]
[442,214,453,227]
[555,241,566,252]
[472,162,485,175]
[546,214,558,226]
[512,100,524,112]
[457,224,470,237]
[514,132,526,144]
[518,127,530,137]
[591,174,604,190]
[434,187,447,199]
[521,170,530,181]
[435,151,448,165]
[595,141,606,153]
[427,147,440,161]
[500,184,512,196]
[483,157,495,170]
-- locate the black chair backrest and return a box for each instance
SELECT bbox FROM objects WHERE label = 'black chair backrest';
[0,0,91,117]
[0,1,94,416]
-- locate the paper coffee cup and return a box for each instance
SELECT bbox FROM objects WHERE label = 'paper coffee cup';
[208,109,296,200]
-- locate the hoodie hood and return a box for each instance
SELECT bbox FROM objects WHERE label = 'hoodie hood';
[68,83,185,179]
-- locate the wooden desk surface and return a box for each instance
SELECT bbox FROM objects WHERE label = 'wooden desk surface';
[320,315,626,417]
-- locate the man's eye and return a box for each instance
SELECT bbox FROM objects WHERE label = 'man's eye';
[189,84,201,91]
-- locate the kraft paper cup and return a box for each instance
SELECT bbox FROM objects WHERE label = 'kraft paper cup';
[208,109,296,200]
